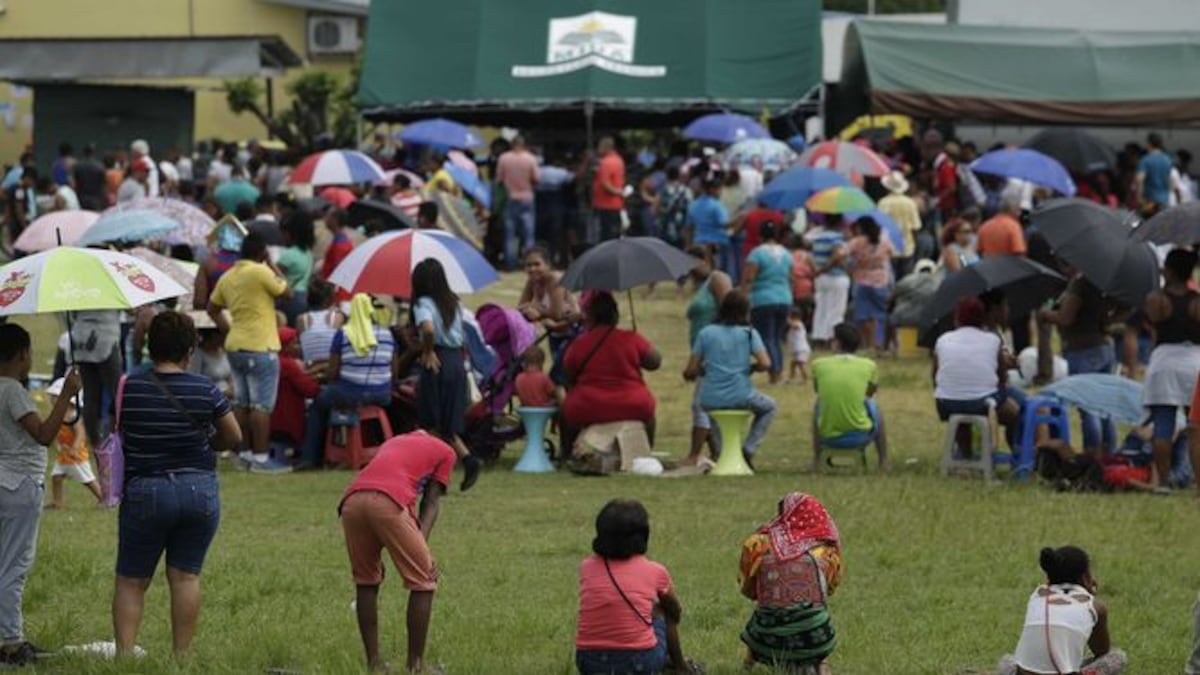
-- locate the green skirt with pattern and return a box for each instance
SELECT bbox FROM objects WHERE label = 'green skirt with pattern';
[741,602,836,667]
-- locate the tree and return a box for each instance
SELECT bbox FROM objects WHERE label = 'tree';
[224,70,358,153]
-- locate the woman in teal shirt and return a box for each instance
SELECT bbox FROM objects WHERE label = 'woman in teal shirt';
[742,221,794,384]
[276,211,315,326]
[683,246,732,465]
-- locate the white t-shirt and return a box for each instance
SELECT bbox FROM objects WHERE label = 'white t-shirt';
[208,160,233,187]
[738,166,764,199]
[139,154,160,197]
[177,156,195,182]
[1012,584,1097,674]
[934,327,1001,400]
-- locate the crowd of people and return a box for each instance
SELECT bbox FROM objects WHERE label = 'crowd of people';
[1,122,1198,673]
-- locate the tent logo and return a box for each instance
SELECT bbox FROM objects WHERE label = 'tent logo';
[512,11,666,79]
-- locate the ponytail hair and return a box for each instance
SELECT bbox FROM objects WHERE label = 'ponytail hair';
[1039,546,1090,586]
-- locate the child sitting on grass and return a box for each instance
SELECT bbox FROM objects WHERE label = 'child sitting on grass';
[787,306,811,384]
[0,324,81,666]
[514,346,561,409]
[575,499,699,675]
[46,378,102,509]
[998,546,1127,675]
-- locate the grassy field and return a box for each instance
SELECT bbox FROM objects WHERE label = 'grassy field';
[13,275,1200,674]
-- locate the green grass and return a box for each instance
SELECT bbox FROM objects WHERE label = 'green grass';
[17,276,1200,674]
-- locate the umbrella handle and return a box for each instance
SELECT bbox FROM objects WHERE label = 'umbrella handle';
[627,290,638,332]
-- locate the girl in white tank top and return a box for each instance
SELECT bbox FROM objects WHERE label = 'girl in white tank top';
[998,546,1127,675]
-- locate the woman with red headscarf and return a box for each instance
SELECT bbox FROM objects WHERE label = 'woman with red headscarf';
[739,492,841,674]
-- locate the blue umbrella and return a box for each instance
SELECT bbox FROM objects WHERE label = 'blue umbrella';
[398,118,482,149]
[846,210,905,252]
[443,162,491,209]
[682,113,770,145]
[1040,374,1144,425]
[758,167,851,211]
[970,148,1076,196]
[78,209,179,245]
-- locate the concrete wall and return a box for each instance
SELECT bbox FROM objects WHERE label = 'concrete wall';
[0,0,358,168]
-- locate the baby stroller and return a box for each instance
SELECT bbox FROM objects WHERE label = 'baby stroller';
[464,304,555,462]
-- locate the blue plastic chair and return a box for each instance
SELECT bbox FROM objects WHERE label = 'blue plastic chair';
[1016,395,1072,478]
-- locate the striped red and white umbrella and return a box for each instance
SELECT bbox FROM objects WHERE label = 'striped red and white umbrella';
[374,168,425,189]
[289,150,386,186]
[329,229,498,298]
[799,141,891,177]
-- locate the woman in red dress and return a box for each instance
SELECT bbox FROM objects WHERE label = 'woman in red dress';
[561,292,662,457]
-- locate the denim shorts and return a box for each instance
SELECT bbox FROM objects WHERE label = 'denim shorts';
[576,617,667,674]
[228,350,280,412]
[816,399,880,448]
[117,472,220,578]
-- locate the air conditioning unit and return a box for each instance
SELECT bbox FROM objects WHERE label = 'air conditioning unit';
[308,16,360,54]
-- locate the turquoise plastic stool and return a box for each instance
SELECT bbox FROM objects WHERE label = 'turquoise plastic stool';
[708,409,754,476]
[514,407,556,473]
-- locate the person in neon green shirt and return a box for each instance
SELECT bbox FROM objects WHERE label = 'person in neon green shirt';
[811,322,890,471]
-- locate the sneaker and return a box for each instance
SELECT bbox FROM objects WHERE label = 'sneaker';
[0,641,53,666]
[249,457,293,475]
[460,455,481,492]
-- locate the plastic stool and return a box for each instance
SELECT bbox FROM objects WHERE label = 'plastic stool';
[324,405,393,470]
[708,409,754,476]
[941,414,996,480]
[1017,396,1071,478]
[514,407,556,473]
[818,439,869,472]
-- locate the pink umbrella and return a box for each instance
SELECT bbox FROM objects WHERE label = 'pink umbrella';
[319,186,358,209]
[799,141,891,177]
[14,211,100,252]
[447,150,479,176]
[374,168,426,189]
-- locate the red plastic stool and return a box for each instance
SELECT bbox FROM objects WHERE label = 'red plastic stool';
[324,405,394,470]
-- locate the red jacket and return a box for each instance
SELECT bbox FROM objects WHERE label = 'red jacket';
[271,354,320,445]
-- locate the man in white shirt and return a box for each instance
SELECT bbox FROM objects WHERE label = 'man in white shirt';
[738,158,764,200]
[130,139,159,197]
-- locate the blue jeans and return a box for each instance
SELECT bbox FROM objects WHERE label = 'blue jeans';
[117,472,220,578]
[751,304,790,376]
[300,382,391,465]
[576,617,667,674]
[1064,344,1117,451]
[504,199,535,269]
[817,399,880,448]
[0,478,42,643]
[707,390,777,455]
[228,350,280,412]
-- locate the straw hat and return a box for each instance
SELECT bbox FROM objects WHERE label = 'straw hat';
[881,170,909,194]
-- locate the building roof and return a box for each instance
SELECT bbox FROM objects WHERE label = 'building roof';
[0,36,302,79]
[259,0,369,17]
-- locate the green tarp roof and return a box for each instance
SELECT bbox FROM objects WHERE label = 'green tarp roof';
[839,21,1200,125]
[357,0,822,124]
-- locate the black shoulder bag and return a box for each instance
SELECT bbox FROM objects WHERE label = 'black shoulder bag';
[149,372,217,447]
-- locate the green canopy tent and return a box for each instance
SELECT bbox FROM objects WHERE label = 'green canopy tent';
[357,0,822,128]
[836,21,1200,128]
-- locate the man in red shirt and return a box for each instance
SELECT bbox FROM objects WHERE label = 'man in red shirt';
[933,141,961,222]
[320,209,354,303]
[734,201,785,261]
[976,194,1027,258]
[495,136,541,269]
[591,137,626,242]
[339,431,456,673]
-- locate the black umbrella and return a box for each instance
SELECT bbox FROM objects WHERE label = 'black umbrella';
[246,217,284,246]
[1131,202,1200,245]
[1025,128,1117,174]
[1032,198,1160,306]
[561,237,701,329]
[348,198,416,233]
[918,256,1066,344]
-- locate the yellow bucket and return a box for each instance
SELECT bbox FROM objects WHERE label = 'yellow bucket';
[897,326,923,358]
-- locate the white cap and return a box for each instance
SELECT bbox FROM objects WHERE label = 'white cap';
[131,139,150,155]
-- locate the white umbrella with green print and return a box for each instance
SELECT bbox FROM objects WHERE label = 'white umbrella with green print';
[0,247,187,316]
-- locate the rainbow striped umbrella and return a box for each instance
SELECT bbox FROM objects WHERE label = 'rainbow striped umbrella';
[289,150,386,186]
[329,229,498,298]
[805,186,876,214]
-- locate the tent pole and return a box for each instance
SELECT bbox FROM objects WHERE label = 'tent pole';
[584,100,595,153]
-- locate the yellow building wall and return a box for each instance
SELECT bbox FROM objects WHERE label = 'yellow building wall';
[0,0,358,164]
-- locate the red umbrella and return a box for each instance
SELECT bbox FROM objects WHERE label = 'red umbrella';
[799,141,891,177]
